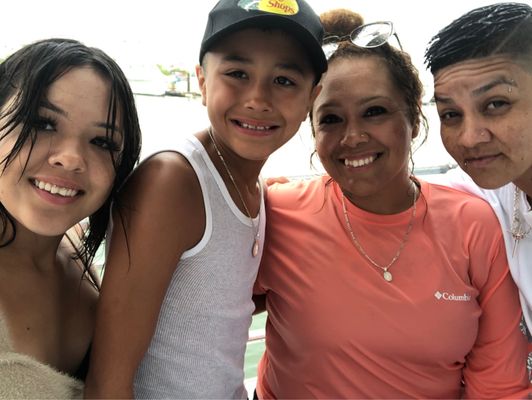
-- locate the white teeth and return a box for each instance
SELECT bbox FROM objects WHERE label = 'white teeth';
[58,188,70,197]
[34,179,78,198]
[241,122,271,131]
[344,155,377,168]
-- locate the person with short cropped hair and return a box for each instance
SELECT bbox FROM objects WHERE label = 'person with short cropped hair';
[426,2,532,379]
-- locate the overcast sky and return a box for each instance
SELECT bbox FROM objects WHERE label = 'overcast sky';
[4,0,530,173]
[3,0,531,85]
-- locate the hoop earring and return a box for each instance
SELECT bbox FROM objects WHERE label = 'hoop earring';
[310,149,319,172]
[408,149,415,175]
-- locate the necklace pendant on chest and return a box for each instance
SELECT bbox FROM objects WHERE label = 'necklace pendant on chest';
[340,181,418,285]
[207,127,262,260]
[252,238,260,258]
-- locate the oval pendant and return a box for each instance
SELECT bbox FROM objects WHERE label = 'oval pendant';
[383,271,393,282]
[251,239,260,257]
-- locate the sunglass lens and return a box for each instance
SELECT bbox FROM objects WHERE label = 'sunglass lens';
[322,42,339,59]
[351,22,393,48]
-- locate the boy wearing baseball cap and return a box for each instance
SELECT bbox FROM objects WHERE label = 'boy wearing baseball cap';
[84,0,326,398]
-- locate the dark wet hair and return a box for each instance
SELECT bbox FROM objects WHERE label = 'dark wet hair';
[312,9,427,147]
[0,38,142,282]
[425,2,532,74]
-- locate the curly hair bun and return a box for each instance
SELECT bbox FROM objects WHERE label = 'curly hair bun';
[320,9,364,37]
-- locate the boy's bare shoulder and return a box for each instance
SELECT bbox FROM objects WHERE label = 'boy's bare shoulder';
[121,150,201,205]
[117,150,205,251]
[132,150,197,186]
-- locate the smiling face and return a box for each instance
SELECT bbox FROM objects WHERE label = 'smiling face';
[0,66,121,237]
[312,56,416,212]
[197,28,318,162]
[433,56,532,191]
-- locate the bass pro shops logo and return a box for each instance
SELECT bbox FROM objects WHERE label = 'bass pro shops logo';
[238,0,299,15]
[434,291,471,302]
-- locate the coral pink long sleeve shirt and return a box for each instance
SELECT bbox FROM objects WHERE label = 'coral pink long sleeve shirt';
[255,176,529,399]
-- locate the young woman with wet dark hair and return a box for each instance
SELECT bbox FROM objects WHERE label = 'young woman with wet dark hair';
[0,38,141,397]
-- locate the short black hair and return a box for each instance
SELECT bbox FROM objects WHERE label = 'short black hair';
[425,2,532,74]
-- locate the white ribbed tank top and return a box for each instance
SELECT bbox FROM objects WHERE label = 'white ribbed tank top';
[133,135,265,399]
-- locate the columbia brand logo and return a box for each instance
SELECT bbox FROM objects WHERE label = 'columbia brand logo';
[434,291,471,302]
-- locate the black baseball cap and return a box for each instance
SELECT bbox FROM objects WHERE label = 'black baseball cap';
[199,0,327,78]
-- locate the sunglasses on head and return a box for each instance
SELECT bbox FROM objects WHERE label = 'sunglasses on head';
[322,21,403,59]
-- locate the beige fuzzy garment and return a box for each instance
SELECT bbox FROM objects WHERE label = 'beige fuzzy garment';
[0,316,83,399]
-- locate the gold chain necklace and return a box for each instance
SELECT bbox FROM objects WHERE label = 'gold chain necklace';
[340,182,417,282]
[207,127,260,257]
[511,185,530,256]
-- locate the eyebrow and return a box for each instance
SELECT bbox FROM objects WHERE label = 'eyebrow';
[434,77,517,104]
[40,99,67,117]
[433,95,450,104]
[40,99,122,133]
[471,77,516,96]
[221,54,306,76]
[316,96,388,112]
[314,101,339,112]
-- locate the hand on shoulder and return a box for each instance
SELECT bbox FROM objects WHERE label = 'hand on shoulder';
[265,176,290,186]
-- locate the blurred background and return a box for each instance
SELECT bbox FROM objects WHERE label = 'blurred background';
[3,0,524,177]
